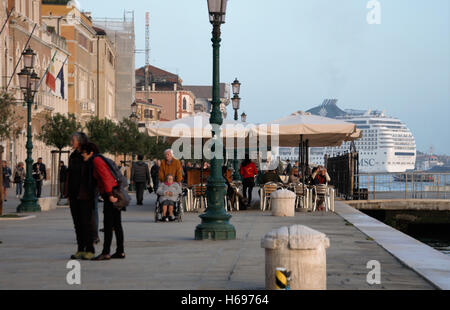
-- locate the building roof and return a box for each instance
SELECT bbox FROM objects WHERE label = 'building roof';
[136,99,162,108]
[183,84,227,99]
[93,26,106,36]
[135,65,180,84]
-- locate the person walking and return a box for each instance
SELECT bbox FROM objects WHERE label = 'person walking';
[13,162,26,198]
[64,132,96,260]
[2,161,12,202]
[130,155,150,206]
[32,158,47,198]
[80,142,125,261]
[150,159,160,192]
[240,155,258,210]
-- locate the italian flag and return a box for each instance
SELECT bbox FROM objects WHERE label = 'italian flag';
[45,53,57,92]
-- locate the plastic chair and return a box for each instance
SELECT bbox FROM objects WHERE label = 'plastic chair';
[294,183,308,210]
[192,184,207,211]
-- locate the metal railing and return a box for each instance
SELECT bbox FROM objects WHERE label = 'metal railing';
[355,172,450,200]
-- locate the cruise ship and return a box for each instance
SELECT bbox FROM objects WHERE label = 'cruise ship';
[279,100,417,173]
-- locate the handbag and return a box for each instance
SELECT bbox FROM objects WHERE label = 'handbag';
[111,187,131,211]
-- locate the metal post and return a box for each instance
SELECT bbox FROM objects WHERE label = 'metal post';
[195,21,236,240]
[17,94,40,213]
[405,174,408,200]
[373,175,376,200]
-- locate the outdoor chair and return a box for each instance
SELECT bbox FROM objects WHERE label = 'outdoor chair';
[261,182,278,211]
[313,184,331,212]
[294,183,308,210]
[192,184,207,211]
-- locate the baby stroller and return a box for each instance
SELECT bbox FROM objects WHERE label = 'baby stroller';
[154,189,185,223]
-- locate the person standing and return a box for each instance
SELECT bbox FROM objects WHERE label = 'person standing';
[13,162,26,198]
[284,159,292,176]
[80,142,125,261]
[150,159,160,192]
[2,161,12,202]
[159,149,183,184]
[32,158,47,198]
[59,161,67,198]
[130,155,150,206]
[64,132,96,260]
[240,155,258,210]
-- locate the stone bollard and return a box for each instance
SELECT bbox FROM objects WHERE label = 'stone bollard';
[271,189,296,217]
[261,225,330,290]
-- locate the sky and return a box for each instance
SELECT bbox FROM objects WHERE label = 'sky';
[80,0,450,155]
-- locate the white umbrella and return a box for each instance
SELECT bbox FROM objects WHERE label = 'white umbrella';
[253,111,360,147]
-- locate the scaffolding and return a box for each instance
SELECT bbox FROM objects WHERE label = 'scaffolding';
[94,11,136,121]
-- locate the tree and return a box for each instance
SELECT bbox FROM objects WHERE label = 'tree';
[113,118,141,165]
[37,113,81,195]
[85,116,117,154]
[0,92,22,142]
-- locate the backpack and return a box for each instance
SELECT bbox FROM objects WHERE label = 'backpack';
[95,154,131,210]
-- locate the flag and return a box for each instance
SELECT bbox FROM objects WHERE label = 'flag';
[45,53,57,92]
[56,66,64,99]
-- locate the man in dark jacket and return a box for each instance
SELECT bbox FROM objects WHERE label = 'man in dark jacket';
[59,161,67,198]
[131,155,150,205]
[150,159,160,192]
[32,158,46,198]
[64,132,96,260]
[261,169,283,184]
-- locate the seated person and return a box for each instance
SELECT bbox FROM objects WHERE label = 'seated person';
[311,166,331,211]
[312,166,331,185]
[156,174,182,222]
[288,168,301,184]
[261,169,282,185]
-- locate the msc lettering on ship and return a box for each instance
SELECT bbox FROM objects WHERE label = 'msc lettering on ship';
[360,158,376,167]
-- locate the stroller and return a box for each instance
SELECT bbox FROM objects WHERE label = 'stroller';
[154,189,185,223]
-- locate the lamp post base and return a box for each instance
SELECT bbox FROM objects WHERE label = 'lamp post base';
[195,218,236,240]
[17,197,41,213]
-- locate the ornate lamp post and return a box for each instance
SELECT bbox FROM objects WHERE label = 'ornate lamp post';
[17,47,41,213]
[195,0,236,240]
[129,100,138,191]
[231,78,241,181]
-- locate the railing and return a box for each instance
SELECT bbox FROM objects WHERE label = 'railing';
[355,172,450,200]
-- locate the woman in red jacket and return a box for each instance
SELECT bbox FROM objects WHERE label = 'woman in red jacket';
[240,155,258,210]
[81,142,125,261]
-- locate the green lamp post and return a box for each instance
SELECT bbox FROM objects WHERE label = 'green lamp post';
[231,78,241,181]
[195,0,236,240]
[17,47,41,213]
[129,100,138,192]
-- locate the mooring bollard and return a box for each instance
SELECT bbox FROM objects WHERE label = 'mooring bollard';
[261,225,330,290]
[271,189,296,217]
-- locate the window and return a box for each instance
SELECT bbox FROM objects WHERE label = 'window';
[183,97,187,111]
[144,109,150,119]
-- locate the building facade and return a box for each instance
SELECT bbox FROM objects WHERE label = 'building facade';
[1,0,70,176]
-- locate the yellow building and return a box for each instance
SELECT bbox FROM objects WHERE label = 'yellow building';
[136,98,162,125]
[42,0,113,123]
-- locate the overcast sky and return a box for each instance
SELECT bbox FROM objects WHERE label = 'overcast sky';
[81,0,449,154]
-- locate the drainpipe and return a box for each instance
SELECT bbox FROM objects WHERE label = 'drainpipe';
[96,35,100,117]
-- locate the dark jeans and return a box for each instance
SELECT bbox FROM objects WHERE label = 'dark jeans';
[152,177,159,192]
[102,198,124,255]
[69,198,96,253]
[35,180,42,198]
[135,182,146,204]
[16,182,23,196]
[242,177,255,208]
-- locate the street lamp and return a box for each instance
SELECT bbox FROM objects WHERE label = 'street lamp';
[129,100,139,191]
[231,78,241,181]
[16,47,41,213]
[195,0,236,240]
[241,112,247,123]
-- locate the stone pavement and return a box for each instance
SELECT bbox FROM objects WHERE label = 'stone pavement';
[0,190,434,290]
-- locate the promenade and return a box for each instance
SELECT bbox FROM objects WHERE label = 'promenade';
[0,189,437,290]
